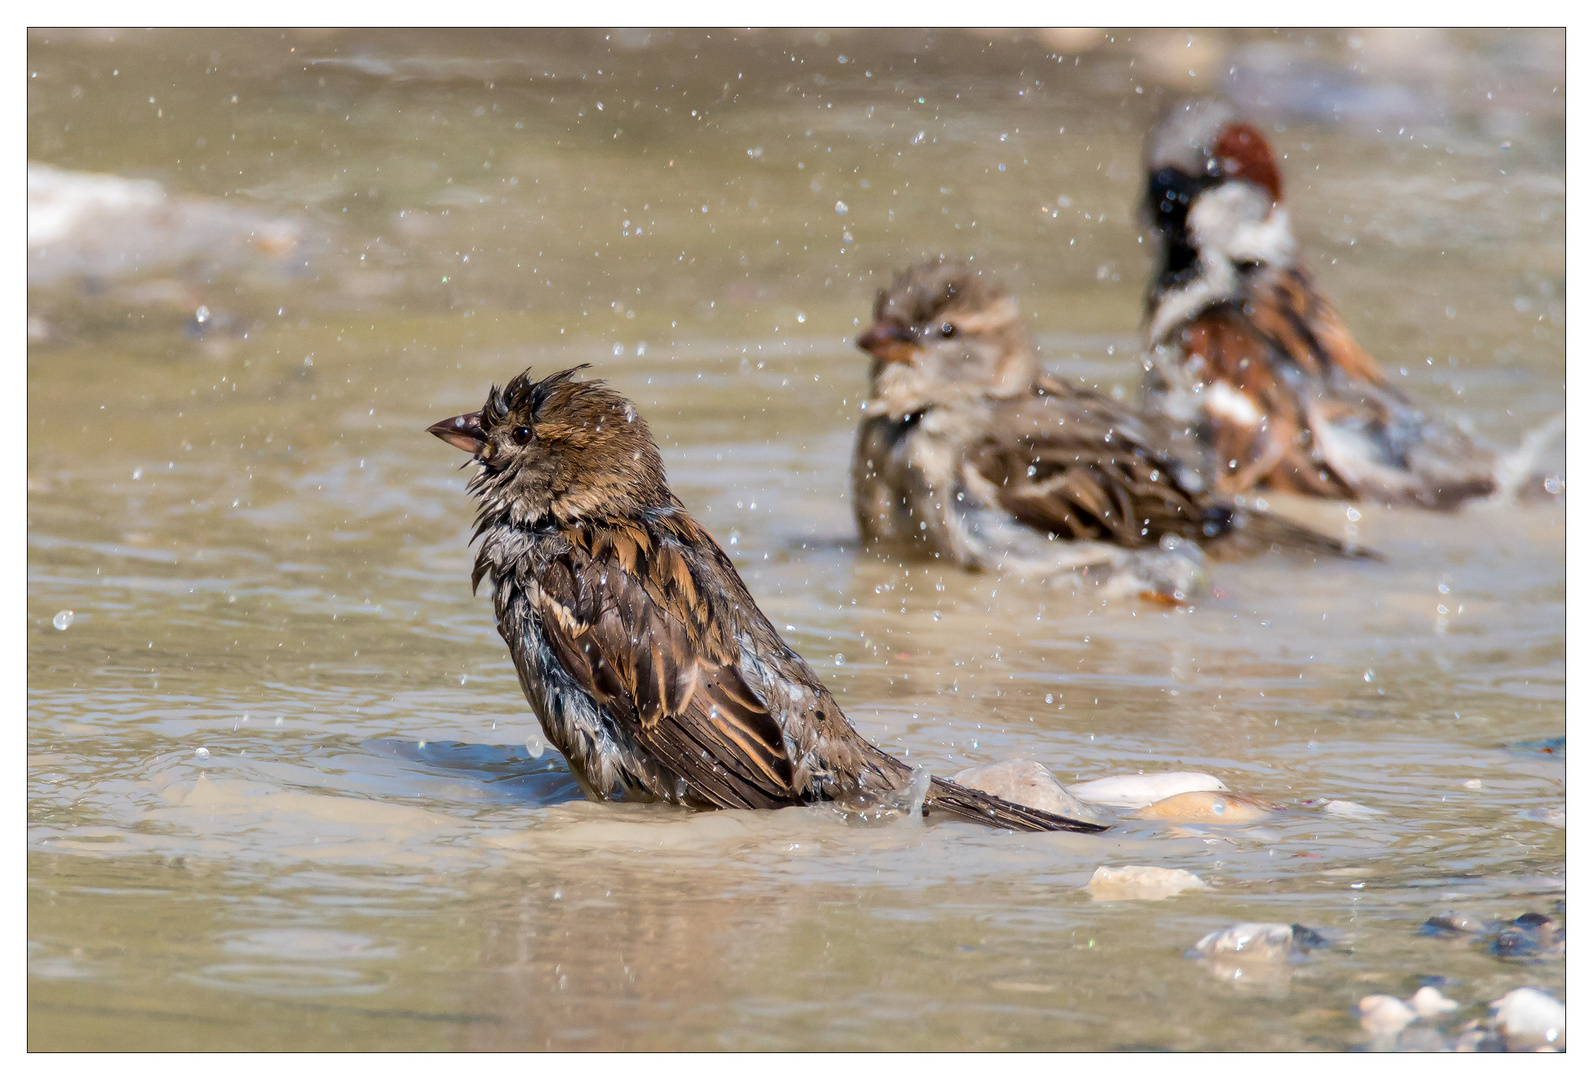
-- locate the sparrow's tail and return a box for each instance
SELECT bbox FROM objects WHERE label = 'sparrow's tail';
[1491,410,1565,503]
[923,776,1108,833]
[1205,505,1382,562]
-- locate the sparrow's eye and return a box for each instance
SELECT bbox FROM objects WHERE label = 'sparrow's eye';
[510,425,533,446]
[939,322,957,339]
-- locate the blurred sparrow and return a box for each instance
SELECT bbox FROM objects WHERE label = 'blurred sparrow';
[429,366,1105,832]
[1141,100,1558,508]
[853,258,1369,597]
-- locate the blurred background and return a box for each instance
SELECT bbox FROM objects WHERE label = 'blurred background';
[29,29,1563,1052]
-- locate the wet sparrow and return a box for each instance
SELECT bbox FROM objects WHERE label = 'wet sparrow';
[852,258,1368,596]
[1142,100,1557,508]
[429,366,1105,832]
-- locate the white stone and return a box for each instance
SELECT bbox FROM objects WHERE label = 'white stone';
[951,759,1111,825]
[1086,865,1206,901]
[1409,986,1459,1019]
[1359,994,1418,1036]
[1066,771,1226,809]
[1491,987,1565,1051]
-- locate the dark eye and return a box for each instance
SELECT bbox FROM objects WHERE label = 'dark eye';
[510,425,532,446]
[939,322,957,339]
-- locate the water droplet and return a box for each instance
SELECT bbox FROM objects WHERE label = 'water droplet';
[834,200,848,215]
[526,733,545,758]
[52,610,74,630]
[194,305,210,324]
[195,747,210,760]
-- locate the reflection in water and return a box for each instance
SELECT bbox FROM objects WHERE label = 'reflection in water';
[28,29,1561,1050]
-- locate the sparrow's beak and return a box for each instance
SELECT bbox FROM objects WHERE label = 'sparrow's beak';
[427,411,488,456]
[855,322,919,365]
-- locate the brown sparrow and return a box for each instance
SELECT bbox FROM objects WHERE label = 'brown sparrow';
[1142,100,1541,509]
[852,258,1369,597]
[429,366,1106,832]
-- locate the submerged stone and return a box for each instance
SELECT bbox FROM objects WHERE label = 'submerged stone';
[1317,799,1382,819]
[1188,921,1328,962]
[1131,790,1272,823]
[1086,865,1206,901]
[950,759,1114,826]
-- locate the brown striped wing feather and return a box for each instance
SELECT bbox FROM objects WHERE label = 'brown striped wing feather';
[967,379,1212,547]
[531,521,801,810]
[1181,267,1495,507]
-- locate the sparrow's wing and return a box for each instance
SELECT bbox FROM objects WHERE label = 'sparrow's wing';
[531,522,800,810]
[1184,267,1495,506]
[1176,303,1355,499]
[967,380,1212,547]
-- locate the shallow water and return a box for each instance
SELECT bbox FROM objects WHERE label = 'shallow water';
[28,29,1564,1050]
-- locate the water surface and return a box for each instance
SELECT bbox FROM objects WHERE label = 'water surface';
[28,28,1564,1050]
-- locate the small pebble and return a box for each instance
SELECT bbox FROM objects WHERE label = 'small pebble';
[1132,790,1271,824]
[1359,994,1417,1036]
[952,759,1113,826]
[1318,799,1381,819]
[1189,922,1327,962]
[1453,1019,1505,1053]
[1086,865,1206,901]
[1409,985,1459,1019]
[1491,913,1564,959]
[1491,987,1565,1051]
[1420,911,1564,959]
[1066,771,1225,809]
[53,610,74,630]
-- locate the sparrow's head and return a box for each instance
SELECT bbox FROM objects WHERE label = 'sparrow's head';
[855,258,1039,418]
[1143,100,1293,286]
[429,366,671,527]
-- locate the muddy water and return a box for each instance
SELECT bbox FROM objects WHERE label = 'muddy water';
[28,29,1564,1050]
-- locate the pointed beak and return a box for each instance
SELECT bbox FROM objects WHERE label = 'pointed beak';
[427,411,488,456]
[855,322,919,365]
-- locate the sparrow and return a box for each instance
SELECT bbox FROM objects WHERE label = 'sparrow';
[1140,99,1547,509]
[429,365,1105,833]
[852,258,1370,592]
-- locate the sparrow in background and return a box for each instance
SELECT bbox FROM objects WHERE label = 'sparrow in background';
[1141,100,1558,509]
[852,258,1369,594]
[429,366,1105,833]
